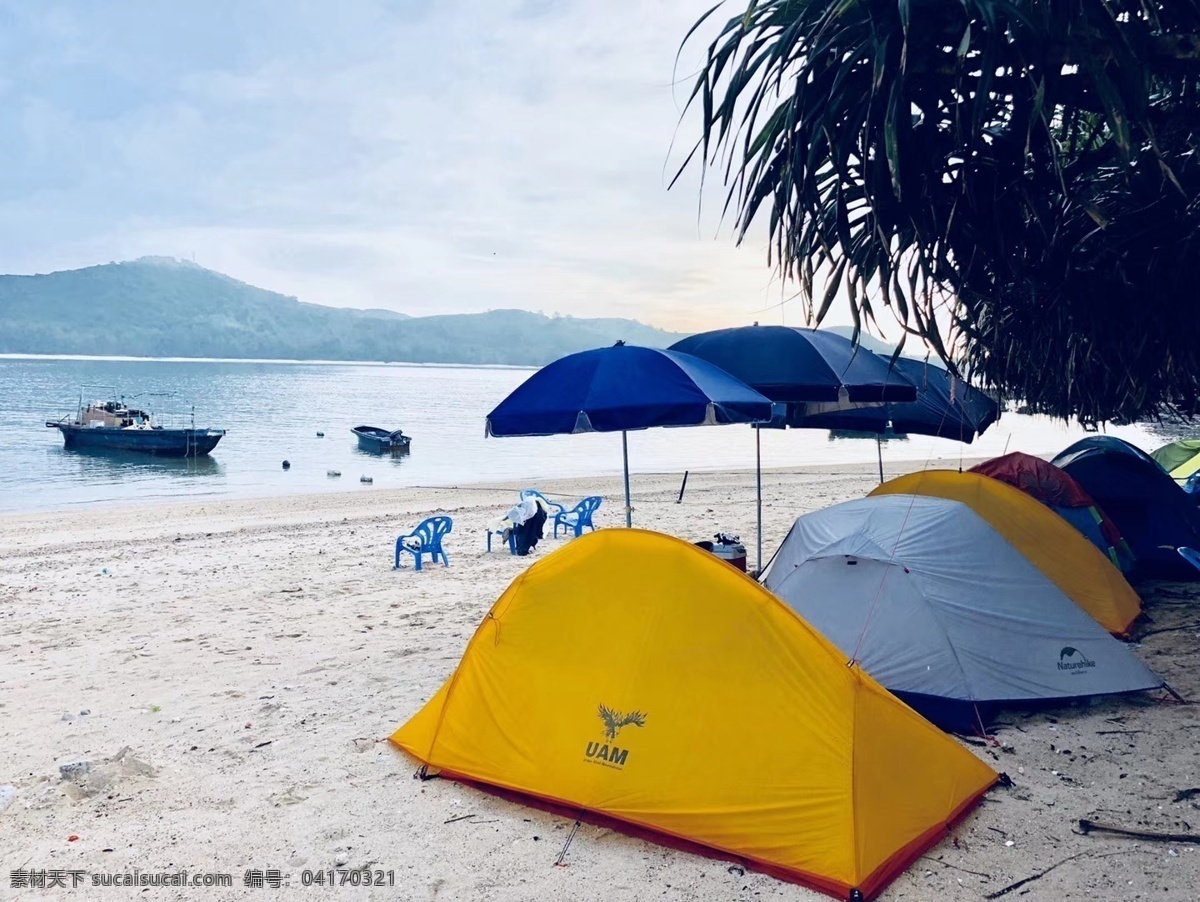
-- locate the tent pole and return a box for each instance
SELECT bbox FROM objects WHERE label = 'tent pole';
[756,427,763,573]
[877,435,884,484]
[622,430,632,527]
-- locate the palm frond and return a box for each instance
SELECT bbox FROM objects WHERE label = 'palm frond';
[678,0,1200,423]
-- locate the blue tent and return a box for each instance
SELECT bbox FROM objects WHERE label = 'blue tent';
[486,344,774,525]
[1052,436,1200,579]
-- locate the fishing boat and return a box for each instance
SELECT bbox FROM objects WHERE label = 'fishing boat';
[352,425,412,453]
[45,395,226,457]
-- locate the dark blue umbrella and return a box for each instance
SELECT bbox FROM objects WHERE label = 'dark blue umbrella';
[669,325,918,568]
[798,356,1000,480]
[669,325,917,411]
[486,344,774,526]
[797,356,997,439]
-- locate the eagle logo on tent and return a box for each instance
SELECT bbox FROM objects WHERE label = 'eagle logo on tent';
[598,704,646,740]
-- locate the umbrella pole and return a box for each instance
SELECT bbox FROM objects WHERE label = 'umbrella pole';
[622,430,632,527]
[756,427,763,573]
[877,435,884,484]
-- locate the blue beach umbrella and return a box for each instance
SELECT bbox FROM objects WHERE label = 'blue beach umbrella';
[670,325,919,568]
[486,343,774,526]
[798,356,998,441]
[798,356,1000,481]
[670,325,917,412]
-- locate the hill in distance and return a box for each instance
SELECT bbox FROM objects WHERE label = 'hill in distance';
[0,257,680,366]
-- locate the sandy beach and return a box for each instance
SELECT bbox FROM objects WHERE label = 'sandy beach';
[2,460,1199,901]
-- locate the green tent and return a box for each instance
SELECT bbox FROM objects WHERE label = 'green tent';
[1151,440,1200,483]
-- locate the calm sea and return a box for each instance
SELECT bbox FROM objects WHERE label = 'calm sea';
[0,355,1184,514]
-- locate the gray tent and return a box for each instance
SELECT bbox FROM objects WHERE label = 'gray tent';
[762,495,1162,731]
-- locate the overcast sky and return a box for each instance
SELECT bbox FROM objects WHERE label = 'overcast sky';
[0,0,868,333]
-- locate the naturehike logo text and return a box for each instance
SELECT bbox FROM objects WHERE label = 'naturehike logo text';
[1057,647,1097,672]
[584,705,646,769]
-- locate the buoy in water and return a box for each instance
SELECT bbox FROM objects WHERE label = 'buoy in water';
[360,475,373,484]
[282,460,291,470]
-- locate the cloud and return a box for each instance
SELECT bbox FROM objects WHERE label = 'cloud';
[0,0,851,332]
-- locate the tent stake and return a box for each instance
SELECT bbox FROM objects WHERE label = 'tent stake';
[554,817,583,866]
[756,427,763,572]
[622,431,632,527]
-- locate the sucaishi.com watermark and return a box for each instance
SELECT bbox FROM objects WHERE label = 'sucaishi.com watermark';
[11,869,233,888]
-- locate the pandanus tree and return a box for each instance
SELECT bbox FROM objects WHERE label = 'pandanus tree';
[676,0,1200,424]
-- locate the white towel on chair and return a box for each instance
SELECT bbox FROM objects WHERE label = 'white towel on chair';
[506,498,538,526]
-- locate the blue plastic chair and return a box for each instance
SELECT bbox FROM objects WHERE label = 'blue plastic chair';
[520,489,565,518]
[554,496,602,538]
[485,527,516,555]
[394,516,453,570]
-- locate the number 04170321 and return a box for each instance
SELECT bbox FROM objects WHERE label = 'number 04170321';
[300,869,395,887]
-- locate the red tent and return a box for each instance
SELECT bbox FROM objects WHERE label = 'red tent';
[971,452,1133,572]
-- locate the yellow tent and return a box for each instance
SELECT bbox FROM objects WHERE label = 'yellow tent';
[871,470,1141,635]
[391,530,996,901]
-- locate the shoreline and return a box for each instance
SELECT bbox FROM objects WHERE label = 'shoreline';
[0,453,996,526]
[0,352,539,370]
